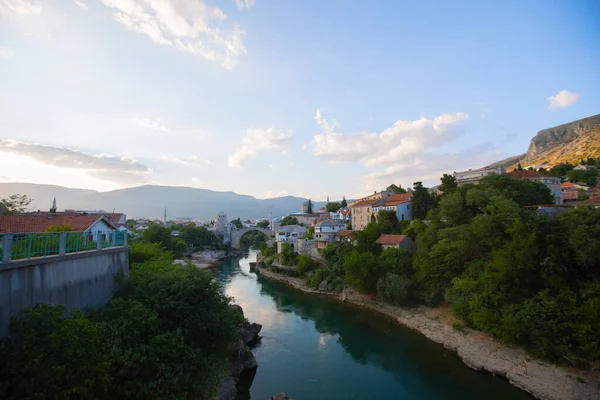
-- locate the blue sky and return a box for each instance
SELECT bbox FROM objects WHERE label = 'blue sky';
[0,0,599,200]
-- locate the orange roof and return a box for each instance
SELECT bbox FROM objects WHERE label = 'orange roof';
[0,214,116,233]
[340,208,351,215]
[375,234,410,246]
[507,170,544,179]
[383,193,411,206]
[577,196,600,205]
[561,182,575,188]
[349,198,379,208]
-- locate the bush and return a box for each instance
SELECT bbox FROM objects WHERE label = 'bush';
[305,268,331,289]
[376,273,413,305]
[129,241,172,264]
[296,254,320,275]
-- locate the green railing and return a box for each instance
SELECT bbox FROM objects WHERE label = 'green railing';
[1,231,127,264]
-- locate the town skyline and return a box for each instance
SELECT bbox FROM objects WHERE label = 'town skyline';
[1,0,599,200]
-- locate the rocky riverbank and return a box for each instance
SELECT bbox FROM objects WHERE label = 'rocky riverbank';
[217,305,262,400]
[256,264,600,400]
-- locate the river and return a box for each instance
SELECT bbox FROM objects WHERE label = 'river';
[215,251,533,400]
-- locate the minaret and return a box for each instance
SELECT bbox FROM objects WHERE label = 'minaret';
[164,207,167,225]
[50,197,57,213]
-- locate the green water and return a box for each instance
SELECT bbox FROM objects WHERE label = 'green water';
[215,252,533,400]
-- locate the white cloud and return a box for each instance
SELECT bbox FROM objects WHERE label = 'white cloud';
[0,45,14,59]
[0,139,151,184]
[312,109,469,167]
[162,155,210,166]
[362,143,498,194]
[0,0,41,16]
[235,0,255,10]
[547,90,580,109]
[99,0,247,69]
[135,117,169,131]
[228,128,292,168]
[264,190,288,198]
[74,0,88,10]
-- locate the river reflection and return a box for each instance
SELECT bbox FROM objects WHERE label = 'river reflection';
[215,252,532,400]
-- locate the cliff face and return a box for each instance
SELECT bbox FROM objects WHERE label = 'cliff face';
[527,114,600,158]
[500,114,600,170]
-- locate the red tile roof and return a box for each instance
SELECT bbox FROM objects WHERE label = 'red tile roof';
[383,193,411,206]
[340,208,351,215]
[335,230,357,238]
[375,234,410,246]
[349,198,380,208]
[507,170,545,179]
[577,196,600,205]
[0,214,116,233]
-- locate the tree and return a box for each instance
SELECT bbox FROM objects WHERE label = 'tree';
[179,226,215,248]
[479,174,553,206]
[377,210,400,234]
[387,184,407,194]
[142,225,173,248]
[1,194,32,214]
[280,216,299,226]
[231,217,243,229]
[280,242,297,265]
[307,199,313,214]
[256,220,270,229]
[343,250,381,293]
[341,196,348,208]
[412,181,432,220]
[517,163,524,171]
[439,174,458,195]
[326,202,342,213]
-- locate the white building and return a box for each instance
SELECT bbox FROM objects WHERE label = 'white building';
[453,166,506,185]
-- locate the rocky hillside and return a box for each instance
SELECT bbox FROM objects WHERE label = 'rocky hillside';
[506,114,600,170]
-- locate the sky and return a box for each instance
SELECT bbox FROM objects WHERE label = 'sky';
[0,0,599,201]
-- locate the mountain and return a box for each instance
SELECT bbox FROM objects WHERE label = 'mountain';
[503,114,600,170]
[0,183,326,220]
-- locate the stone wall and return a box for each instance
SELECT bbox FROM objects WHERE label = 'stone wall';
[0,247,129,335]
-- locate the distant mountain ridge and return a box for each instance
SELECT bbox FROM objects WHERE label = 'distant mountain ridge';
[0,183,326,220]
[490,114,600,170]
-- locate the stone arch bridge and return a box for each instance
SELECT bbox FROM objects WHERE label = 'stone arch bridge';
[230,227,272,249]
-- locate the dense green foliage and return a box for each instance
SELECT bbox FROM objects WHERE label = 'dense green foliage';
[326,202,342,212]
[256,220,270,229]
[411,181,432,220]
[341,197,348,207]
[230,218,243,229]
[288,174,600,365]
[306,199,313,214]
[0,237,241,399]
[439,174,458,195]
[280,216,300,226]
[239,230,269,247]
[566,169,598,185]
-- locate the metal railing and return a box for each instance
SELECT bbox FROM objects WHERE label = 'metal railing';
[0,231,127,264]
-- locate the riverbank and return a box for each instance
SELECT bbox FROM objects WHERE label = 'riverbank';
[256,264,600,400]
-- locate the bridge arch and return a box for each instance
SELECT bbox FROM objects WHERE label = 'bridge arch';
[230,227,272,249]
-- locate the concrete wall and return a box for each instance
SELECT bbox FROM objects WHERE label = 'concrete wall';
[0,247,129,335]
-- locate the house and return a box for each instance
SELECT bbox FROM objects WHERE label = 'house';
[576,195,600,208]
[574,164,599,172]
[453,166,506,185]
[335,229,357,243]
[524,204,573,218]
[0,213,118,237]
[373,193,412,221]
[375,234,416,252]
[561,182,590,204]
[314,220,346,248]
[507,170,562,205]
[349,198,380,230]
[276,225,307,242]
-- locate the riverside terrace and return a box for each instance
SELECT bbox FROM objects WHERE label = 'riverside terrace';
[0,231,129,335]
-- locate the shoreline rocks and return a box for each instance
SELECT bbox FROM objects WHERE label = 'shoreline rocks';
[256,264,600,400]
[218,305,263,400]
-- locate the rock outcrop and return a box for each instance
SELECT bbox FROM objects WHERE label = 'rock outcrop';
[218,305,262,400]
[270,392,290,400]
[527,114,600,158]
